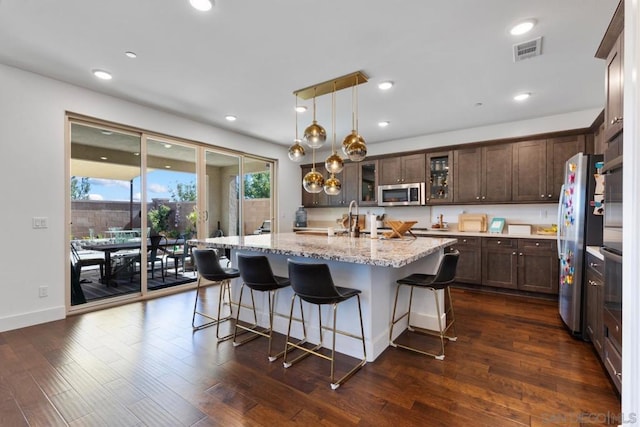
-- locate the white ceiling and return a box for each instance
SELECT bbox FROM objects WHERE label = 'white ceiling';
[0,0,618,147]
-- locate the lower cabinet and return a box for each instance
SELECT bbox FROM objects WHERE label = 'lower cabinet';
[585,252,604,358]
[447,236,558,295]
[446,236,481,284]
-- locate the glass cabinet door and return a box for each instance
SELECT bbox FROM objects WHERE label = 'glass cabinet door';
[426,151,453,204]
[359,160,378,206]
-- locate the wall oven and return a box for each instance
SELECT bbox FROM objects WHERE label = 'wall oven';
[378,182,425,207]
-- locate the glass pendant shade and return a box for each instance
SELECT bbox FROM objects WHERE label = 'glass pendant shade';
[302,168,324,193]
[287,139,306,162]
[325,152,344,174]
[342,130,365,156]
[324,174,342,195]
[346,138,367,162]
[303,121,327,149]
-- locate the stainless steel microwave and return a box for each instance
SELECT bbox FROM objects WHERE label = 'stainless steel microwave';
[378,183,425,206]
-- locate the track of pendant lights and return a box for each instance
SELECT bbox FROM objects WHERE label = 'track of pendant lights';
[291,71,368,194]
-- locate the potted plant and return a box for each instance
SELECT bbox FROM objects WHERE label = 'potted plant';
[148,205,171,236]
[186,207,198,237]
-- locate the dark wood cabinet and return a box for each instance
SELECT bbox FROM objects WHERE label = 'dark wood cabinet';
[454,144,512,203]
[446,236,481,284]
[585,252,604,358]
[604,30,624,142]
[516,239,559,294]
[474,238,559,294]
[512,135,585,202]
[358,160,378,206]
[426,151,453,204]
[300,165,328,207]
[481,238,518,289]
[379,153,425,185]
[330,162,358,207]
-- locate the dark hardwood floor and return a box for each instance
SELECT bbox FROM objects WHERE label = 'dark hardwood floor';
[0,287,620,426]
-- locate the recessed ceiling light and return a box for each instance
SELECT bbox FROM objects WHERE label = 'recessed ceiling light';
[133,152,140,156]
[510,19,536,36]
[164,143,172,148]
[295,106,308,113]
[225,115,237,122]
[513,92,531,101]
[378,121,390,127]
[378,81,394,90]
[190,0,213,12]
[125,51,137,59]
[100,156,108,160]
[165,165,172,169]
[92,69,112,80]
[100,130,113,135]
[474,102,484,107]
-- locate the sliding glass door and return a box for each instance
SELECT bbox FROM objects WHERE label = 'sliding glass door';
[68,116,277,310]
[69,122,142,305]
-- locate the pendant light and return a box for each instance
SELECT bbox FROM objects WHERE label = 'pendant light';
[302,148,325,193]
[342,74,367,162]
[288,96,306,162]
[303,88,326,149]
[324,81,342,195]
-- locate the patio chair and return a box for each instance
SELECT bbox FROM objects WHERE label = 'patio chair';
[165,234,195,278]
[132,235,165,282]
[70,243,105,282]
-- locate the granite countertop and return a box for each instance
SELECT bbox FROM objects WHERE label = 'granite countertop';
[189,233,456,268]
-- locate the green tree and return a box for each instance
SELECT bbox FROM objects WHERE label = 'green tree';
[71,176,91,200]
[244,172,270,199]
[169,181,196,202]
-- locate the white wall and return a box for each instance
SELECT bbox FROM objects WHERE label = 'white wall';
[0,63,300,332]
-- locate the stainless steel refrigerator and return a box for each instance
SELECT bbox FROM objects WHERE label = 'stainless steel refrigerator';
[557,152,603,336]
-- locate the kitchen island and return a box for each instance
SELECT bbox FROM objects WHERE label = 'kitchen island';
[189,233,456,361]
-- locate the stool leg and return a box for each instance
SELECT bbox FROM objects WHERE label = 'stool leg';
[390,283,410,346]
[432,288,445,360]
[445,286,457,341]
[192,278,234,331]
[406,286,415,331]
[216,280,235,342]
[330,294,367,390]
[283,296,320,369]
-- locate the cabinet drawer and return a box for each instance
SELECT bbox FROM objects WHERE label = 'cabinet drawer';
[518,239,555,251]
[444,236,480,248]
[603,337,622,392]
[604,308,622,349]
[586,252,604,278]
[482,238,517,249]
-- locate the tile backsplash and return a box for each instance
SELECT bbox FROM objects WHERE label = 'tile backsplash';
[303,203,557,230]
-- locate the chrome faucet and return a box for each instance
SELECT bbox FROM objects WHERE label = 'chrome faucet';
[348,200,359,237]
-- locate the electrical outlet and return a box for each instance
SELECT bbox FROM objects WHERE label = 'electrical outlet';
[39,286,48,298]
[32,217,48,229]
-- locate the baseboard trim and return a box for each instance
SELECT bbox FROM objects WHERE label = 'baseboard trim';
[0,306,66,333]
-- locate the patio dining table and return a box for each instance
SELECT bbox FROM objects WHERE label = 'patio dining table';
[82,238,184,286]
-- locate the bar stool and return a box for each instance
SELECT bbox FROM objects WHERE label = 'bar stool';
[283,259,366,390]
[233,253,291,361]
[191,249,240,342]
[389,250,459,360]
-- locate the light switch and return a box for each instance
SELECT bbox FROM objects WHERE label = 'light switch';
[32,217,48,229]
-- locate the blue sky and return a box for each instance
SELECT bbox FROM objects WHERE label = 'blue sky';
[85,170,196,202]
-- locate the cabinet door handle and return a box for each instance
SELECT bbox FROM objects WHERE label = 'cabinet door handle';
[535,242,539,246]
[462,239,467,243]
[541,194,545,198]
[589,262,599,268]
[476,196,480,200]
[481,196,486,200]
[512,252,517,255]
[548,194,552,198]
[519,253,523,256]
[497,241,501,245]
[611,117,623,125]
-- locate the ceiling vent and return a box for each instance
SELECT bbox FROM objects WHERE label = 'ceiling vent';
[513,37,542,62]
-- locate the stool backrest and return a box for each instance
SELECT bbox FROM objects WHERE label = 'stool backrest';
[287,260,340,303]
[432,250,460,285]
[237,254,277,287]
[193,249,228,281]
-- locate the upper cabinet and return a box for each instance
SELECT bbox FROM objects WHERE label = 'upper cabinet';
[426,151,453,204]
[512,135,585,202]
[454,144,512,203]
[604,31,624,142]
[596,0,624,143]
[358,160,378,206]
[379,153,425,185]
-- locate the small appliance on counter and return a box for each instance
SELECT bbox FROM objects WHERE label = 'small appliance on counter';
[294,206,307,227]
[458,213,487,232]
